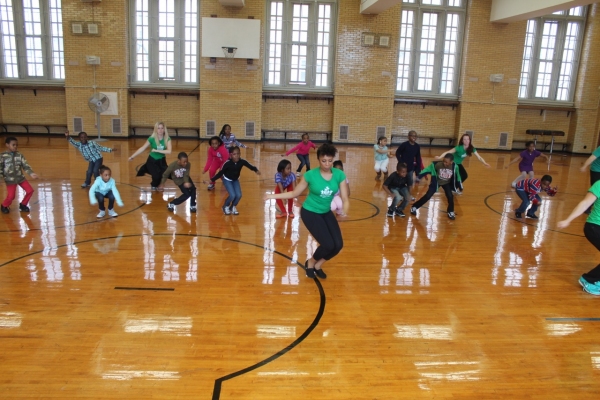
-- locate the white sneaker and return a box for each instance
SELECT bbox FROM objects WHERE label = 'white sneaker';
[232,206,239,215]
[295,172,300,177]
[97,210,105,218]
[167,203,175,212]
[108,209,118,217]
[190,206,197,213]
[222,206,231,215]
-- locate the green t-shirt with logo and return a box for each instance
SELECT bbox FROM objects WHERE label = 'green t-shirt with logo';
[302,167,346,214]
[587,180,600,225]
[590,146,600,172]
[453,145,477,165]
[148,137,170,160]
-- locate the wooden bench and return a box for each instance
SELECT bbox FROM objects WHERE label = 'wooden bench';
[526,129,568,153]
[261,129,332,143]
[130,126,200,138]
[390,134,455,147]
[1,123,67,135]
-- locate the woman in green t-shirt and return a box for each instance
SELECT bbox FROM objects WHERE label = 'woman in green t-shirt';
[128,122,172,190]
[436,133,490,193]
[557,180,600,296]
[265,143,349,279]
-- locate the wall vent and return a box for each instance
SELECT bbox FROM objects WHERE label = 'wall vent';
[376,126,386,141]
[111,118,122,134]
[498,132,509,148]
[465,130,474,140]
[206,120,216,137]
[73,117,83,133]
[339,125,349,141]
[245,121,255,137]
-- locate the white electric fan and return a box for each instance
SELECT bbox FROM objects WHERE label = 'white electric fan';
[88,93,110,142]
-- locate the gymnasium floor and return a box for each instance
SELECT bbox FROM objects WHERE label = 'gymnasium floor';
[1,136,599,399]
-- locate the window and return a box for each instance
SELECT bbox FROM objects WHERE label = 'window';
[396,0,465,97]
[518,6,586,103]
[265,0,336,91]
[130,0,199,85]
[0,0,64,81]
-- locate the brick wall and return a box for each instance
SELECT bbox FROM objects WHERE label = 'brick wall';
[262,99,333,132]
[0,89,66,125]
[392,104,456,139]
[514,109,571,145]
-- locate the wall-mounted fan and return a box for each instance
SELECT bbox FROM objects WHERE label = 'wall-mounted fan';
[88,93,110,141]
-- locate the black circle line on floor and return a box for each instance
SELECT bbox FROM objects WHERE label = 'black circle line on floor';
[0,233,326,400]
[0,182,147,233]
[484,191,585,237]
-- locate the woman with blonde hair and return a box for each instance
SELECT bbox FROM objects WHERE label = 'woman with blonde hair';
[129,122,172,190]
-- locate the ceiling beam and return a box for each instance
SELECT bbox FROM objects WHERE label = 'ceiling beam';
[491,0,595,23]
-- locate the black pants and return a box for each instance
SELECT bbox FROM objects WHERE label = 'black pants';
[138,156,168,187]
[300,207,343,261]
[172,178,196,207]
[413,176,454,213]
[582,222,600,284]
[85,158,103,186]
[453,164,467,191]
[95,190,115,211]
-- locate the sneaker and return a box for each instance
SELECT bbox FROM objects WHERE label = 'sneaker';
[222,205,231,215]
[582,280,600,296]
[295,172,301,177]
[1,205,9,214]
[410,206,417,216]
[167,203,175,212]
[395,210,406,218]
[410,197,416,202]
[151,187,158,191]
[190,206,197,213]
[81,183,89,188]
[108,209,118,217]
[315,269,327,279]
[386,209,394,217]
[579,276,588,288]
[515,211,522,218]
[231,206,239,215]
[448,212,456,220]
[453,189,462,195]
[511,183,516,188]
[526,213,539,220]
[19,203,30,212]
[97,210,105,218]
[207,183,215,191]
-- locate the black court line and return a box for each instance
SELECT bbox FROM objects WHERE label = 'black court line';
[114,287,174,291]
[484,191,586,237]
[0,233,326,399]
[546,318,600,322]
[0,182,147,233]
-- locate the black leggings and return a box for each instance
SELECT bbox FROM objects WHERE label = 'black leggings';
[172,178,197,207]
[412,176,454,213]
[582,222,600,284]
[300,207,343,261]
[453,164,467,191]
[145,156,168,187]
[585,171,600,213]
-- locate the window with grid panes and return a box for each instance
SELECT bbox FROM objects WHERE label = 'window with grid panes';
[130,0,199,86]
[396,0,464,98]
[265,0,336,91]
[0,0,64,81]
[518,6,586,103]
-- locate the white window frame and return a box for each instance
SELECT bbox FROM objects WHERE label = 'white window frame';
[518,7,586,105]
[129,0,199,87]
[0,0,64,82]
[396,0,465,99]
[264,0,337,92]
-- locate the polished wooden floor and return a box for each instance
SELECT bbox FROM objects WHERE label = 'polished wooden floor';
[1,137,599,399]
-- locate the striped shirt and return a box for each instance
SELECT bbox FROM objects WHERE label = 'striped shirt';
[68,137,112,162]
[275,171,296,187]
[220,133,246,148]
[516,178,549,200]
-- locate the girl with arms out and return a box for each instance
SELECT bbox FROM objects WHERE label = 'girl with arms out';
[436,133,490,194]
[128,122,172,190]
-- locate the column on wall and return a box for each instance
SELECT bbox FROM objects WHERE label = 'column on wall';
[331,0,400,143]
[62,0,129,138]
[455,0,525,150]
[570,3,600,154]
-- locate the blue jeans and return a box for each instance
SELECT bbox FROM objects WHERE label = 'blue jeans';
[390,187,410,211]
[95,190,115,211]
[296,154,310,172]
[222,179,242,207]
[516,189,540,215]
[86,158,103,186]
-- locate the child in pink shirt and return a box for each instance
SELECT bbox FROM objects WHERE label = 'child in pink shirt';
[203,136,229,190]
[281,133,317,177]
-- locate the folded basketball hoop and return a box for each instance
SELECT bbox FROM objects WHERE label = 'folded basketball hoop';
[222,46,237,60]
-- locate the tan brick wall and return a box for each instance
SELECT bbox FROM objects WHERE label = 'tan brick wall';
[129,95,199,128]
[393,104,456,139]
[514,109,571,145]
[0,89,66,125]
[262,99,333,132]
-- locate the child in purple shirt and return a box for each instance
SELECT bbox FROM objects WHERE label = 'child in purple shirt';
[506,141,548,187]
